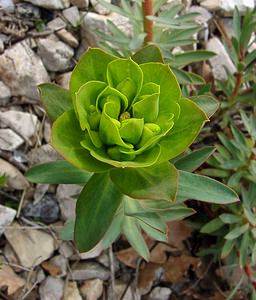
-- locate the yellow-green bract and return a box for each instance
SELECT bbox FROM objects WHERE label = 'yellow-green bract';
[51,48,208,172]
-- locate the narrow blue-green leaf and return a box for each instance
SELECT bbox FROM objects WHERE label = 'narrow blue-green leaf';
[178,171,239,204]
[200,218,224,234]
[102,212,123,249]
[225,224,249,240]
[171,50,216,67]
[174,147,215,172]
[26,161,92,184]
[239,231,249,267]
[38,83,72,122]
[219,213,242,224]
[75,173,122,252]
[191,95,219,118]
[221,239,235,258]
[122,216,150,260]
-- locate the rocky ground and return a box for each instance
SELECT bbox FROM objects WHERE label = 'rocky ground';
[0,0,255,299]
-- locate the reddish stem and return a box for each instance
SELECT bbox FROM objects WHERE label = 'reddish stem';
[229,46,244,103]
[142,0,153,45]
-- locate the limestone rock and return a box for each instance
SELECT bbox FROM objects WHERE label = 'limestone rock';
[0,129,24,151]
[56,29,79,48]
[56,184,82,221]
[0,159,29,190]
[56,72,71,89]
[37,34,74,72]
[47,17,67,31]
[80,279,103,300]
[200,0,255,12]
[39,277,64,300]
[90,0,111,15]
[149,287,172,300]
[71,0,89,8]
[27,144,61,165]
[0,110,39,141]
[0,205,16,236]
[63,6,80,27]
[81,12,131,47]
[221,0,255,12]
[0,0,14,13]
[71,262,110,281]
[24,0,70,10]
[206,37,236,81]
[0,81,11,105]
[0,40,49,100]
[63,281,82,300]
[4,222,57,268]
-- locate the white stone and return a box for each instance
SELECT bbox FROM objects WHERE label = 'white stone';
[0,159,29,190]
[56,184,82,220]
[0,0,15,13]
[71,0,89,8]
[56,72,71,90]
[56,29,79,48]
[0,129,24,151]
[0,41,49,100]
[113,281,137,300]
[49,255,67,278]
[43,120,51,143]
[206,37,236,81]
[90,0,111,15]
[47,17,67,31]
[24,0,70,10]
[200,0,221,11]
[4,222,57,268]
[221,0,255,12]
[0,110,39,141]
[0,205,16,236]
[0,81,11,105]
[149,287,172,300]
[81,12,131,47]
[63,6,80,27]
[27,144,61,165]
[39,277,64,300]
[63,281,82,300]
[37,34,74,72]
[80,279,103,300]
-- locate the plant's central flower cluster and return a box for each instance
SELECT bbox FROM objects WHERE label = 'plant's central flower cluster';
[75,57,177,165]
[51,48,206,171]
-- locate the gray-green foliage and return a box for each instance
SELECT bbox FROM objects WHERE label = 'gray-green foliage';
[217,8,256,106]
[95,0,215,85]
[200,183,256,270]
[201,111,256,192]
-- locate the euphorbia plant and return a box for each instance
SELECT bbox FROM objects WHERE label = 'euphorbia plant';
[26,46,239,259]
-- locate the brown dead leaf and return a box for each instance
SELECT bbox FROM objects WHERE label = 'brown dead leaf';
[209,291,244,300]
[0,264,25,295]
[116,236,153,268]
[150,243,174,264]
[168,220,192,250]
[138,263,164,295]
[164,255,200,283]
[41,261,62,277]
[116,247,140,269]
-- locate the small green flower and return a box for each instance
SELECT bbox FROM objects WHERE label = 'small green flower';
[50,48,207,172]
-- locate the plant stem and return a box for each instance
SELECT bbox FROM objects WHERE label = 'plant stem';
[142,0,153,45]
[228,46,244,104]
